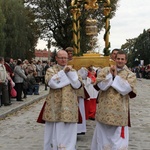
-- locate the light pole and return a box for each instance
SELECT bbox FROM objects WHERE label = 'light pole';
[47,40,51,61]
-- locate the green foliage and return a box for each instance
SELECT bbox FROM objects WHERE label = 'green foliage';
[0,0,40,59]
[121,29,150,67]
[0,3,5,56]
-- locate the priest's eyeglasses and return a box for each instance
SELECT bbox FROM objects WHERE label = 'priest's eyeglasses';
[57,57,68,60]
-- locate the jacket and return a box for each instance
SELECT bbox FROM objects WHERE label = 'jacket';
[14,65,27,83]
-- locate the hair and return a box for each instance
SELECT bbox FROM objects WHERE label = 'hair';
[115,50,128,60]
[4,57,10,63]
[88,66,94,72]
[29,60,33,64]
[65,47,74,52]
[17,59,23,65]
[111,48,120,53]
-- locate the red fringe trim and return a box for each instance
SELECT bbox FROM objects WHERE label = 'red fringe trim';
[120,126,125,138]
[37,101,46,124]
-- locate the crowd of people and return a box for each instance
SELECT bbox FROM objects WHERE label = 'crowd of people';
[0,57,52,106]
[132,64,150,79]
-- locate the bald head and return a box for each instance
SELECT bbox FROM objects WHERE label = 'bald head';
[56,50,68,66]
[57,50,68,56]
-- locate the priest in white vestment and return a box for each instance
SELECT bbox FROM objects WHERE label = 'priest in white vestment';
[91,51,137,150]
[42,50,82,150]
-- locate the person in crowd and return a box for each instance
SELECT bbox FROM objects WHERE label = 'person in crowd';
[27,71,39,95]
[86,66,98,120]
[14,59,27,101]
[139,65,145,78]
[9,58,15,71]
[135,66,140,78]
[4,57,14,78]
[22,59,29,75]
[22,67,28,99]
[0,56,12,106]
[44,60,52,90]
[38,50,82,150]
[36,60,44,83]
[26,60,37,75]
[42,61,46,83]
[4,57,14,104]
[65,47,74,60]
[91,51,137,150]
[145,64,150,79]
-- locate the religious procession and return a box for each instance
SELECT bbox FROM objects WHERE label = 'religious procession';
[0,0,150,150]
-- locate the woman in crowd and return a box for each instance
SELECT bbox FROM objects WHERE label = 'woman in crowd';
[14,59,27,101]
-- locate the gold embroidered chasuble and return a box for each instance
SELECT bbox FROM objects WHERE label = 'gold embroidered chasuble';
[96,66,136,126]
[43,65,80,123]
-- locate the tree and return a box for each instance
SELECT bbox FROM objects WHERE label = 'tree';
[23,6,41,60]
[0,0,40,59]
[0,3,5,56]
[24,0,119,54]
[121,38,136,67]
[134,29,150,65]
[121,29,150,67]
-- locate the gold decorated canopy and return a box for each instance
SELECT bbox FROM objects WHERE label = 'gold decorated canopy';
[70,0,112,69]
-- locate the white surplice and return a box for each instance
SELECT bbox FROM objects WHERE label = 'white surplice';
[44,68,81,150]
[77,97,86,134]
[91,122,128,150]
[91,72,132,150]
[44,122,77,150]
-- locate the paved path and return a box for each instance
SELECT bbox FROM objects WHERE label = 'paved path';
[0,84,48,120]
[128,79,150,150]
[0,79,150,150]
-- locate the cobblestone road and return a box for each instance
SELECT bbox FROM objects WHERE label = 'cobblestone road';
[0,79,149,150]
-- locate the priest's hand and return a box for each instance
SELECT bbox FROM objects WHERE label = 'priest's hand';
[64,65,72,73]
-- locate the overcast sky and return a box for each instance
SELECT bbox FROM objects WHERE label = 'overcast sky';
[36,0,150,53]
[98,0,150,53]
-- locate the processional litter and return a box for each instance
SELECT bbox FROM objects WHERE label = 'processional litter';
[68,0,112,69]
